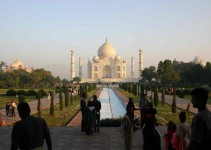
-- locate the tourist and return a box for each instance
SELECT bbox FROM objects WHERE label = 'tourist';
[11,102,52,150]
[80,93,87,132]
[139,94,148,128]
[142,113,161,150]
[11,100,16,117]
[121,106,134,150]
[92,94,101,132]
[126,98,140,123]
[164,121,177,150]
[5,102,10,116]
[0,112,6,126]
[187,88,211,150]
[85,100,96,135]
[177,111,191,150]
[143,102,158,127]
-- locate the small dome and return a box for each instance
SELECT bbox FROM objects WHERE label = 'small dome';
[98,39,117,59]
[10,59,25,68]
[115,55,121,60]
[93,55,99,60]
[192,56,206,67]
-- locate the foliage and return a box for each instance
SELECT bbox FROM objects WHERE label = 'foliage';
[161,87,165,106]
[18,95,25,103]
[59,87,63,111]
[6,89,17,96]
[17,90,27,96]
[172,88,176,113]
[154,88,159,106]
[100,118,121,127]
[64,87,69,107]
[73,77,81,83]
[27,90,37,96]
[141,66,158,82]
[37,90,41,117]
[50,91,54,116]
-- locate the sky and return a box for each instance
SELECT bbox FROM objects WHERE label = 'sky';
[0,0,211,80]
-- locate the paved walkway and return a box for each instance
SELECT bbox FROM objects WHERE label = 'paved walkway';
[0,94,60,126]
[1,87,211,150]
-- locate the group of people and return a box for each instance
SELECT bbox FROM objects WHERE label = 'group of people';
[80,93,102,135]
[5,100,17,117]
[122,95,159,150]
[122,87,211,150]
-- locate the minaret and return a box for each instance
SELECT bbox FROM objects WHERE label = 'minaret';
[70,49,75,80]
[139,49,144,78]
[131,56,135,78]
[79,57,82,78]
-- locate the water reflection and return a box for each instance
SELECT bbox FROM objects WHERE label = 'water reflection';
[99,87,126,119]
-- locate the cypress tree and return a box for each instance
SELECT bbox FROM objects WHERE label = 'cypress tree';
[59,87,63,111]
[172,88,176,113]
[154,88,159,106]
[65,87,69,107]
[37,90,41,117]
[161,87,165,106]
[141,84,145,99]
[50,91,54,116]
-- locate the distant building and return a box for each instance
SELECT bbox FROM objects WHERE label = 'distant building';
[192,56,206,67]
[70,39,144,83]
[4,59,33,73]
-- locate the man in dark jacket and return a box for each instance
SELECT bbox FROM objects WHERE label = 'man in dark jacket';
[92,95,101,132]
[11,102,52,150]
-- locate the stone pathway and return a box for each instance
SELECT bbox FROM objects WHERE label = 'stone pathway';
[1,87,211,150]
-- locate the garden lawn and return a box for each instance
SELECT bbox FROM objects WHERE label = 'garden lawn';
[34,89,98,127]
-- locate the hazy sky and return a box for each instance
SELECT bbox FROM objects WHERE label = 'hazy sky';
[0,0,211,79]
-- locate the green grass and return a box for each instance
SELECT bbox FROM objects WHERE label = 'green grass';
[155,102,194,125]
[33,89,98,127]
[0,95,36,109]
[117,88,194,125]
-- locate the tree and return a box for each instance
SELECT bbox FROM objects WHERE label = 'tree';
[73,77,81,83]
[37,90,41,117]
[64,87,69,107]
[141,66,157,82]
[154,88,159,106]
[157,59,180,88]
[172,88,176,113]
[161,87,165,106]
[59,87,63,111]
[50,91,54,116]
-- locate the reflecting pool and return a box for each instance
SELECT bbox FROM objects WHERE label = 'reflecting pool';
[99,87,126,119]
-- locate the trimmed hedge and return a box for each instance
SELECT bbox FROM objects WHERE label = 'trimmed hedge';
[100,118,122,127]
[17,90,27,96]
[6,89,17,96]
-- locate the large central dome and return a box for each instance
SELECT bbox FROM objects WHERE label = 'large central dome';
[98,39,117,59]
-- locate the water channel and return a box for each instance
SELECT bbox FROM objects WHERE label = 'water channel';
[99,87,126,120]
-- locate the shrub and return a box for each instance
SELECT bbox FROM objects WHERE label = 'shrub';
[39,89,47,97]
[18,95,26,103]
[17,90,27,96]
[100,118,121,127]
[6,89,17,96]
[178,92,185,98]
[27,90,37,96]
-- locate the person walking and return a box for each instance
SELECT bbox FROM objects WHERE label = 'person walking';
[5,102,10,116]
[92,95,101,132]
[177,111,191,150]
[126,98,139,124]
[139,94,148,128]
[80,93,87,132]
[11,102,52,150]
[187,88,211,150]
[11,100,16,117]
[142,113,161,150]
[121,106,134,150]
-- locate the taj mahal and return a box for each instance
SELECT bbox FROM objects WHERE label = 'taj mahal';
[70,39,144,83]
